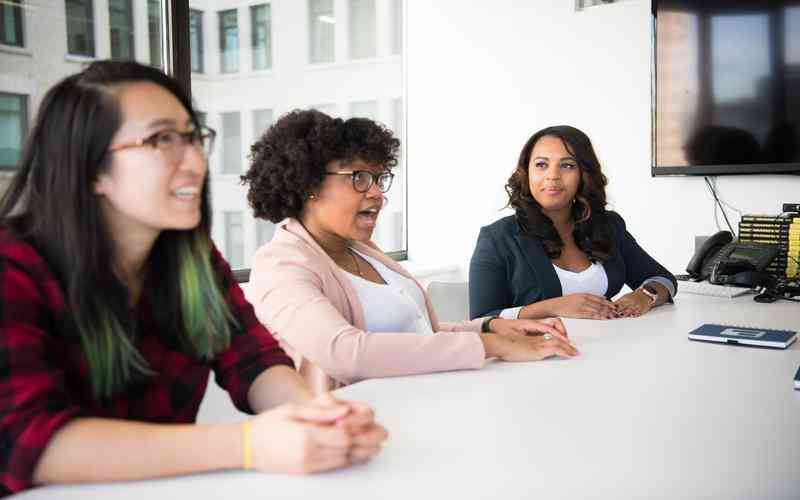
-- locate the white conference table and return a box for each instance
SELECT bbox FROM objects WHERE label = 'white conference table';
[14,293,800,499]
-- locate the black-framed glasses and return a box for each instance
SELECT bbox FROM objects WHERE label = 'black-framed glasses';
[109,126,217,162]
[326,170,395,193]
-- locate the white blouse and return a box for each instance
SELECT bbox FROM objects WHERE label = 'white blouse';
[344,249,434,335]
[499,262,609,319]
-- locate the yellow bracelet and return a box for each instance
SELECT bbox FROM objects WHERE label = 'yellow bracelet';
[241,420,253,470]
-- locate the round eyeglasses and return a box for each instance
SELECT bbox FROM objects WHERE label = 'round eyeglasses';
[325,170,395,193]
[109,126,217,163]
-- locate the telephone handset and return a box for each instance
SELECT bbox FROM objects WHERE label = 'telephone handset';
[686,230,734,280]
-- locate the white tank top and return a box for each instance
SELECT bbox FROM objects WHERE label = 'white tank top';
[552,262,609,296]
[344,249,434,335]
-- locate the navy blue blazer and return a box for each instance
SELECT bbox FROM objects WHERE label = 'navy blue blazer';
[468,212,676,319]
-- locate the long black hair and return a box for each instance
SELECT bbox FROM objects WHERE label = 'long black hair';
[0,61,236,398]
[505,125,613,261]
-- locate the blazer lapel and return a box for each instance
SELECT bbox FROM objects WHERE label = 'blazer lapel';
[513,226,563,299]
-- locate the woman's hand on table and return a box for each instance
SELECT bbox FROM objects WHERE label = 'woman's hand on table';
[249,393,387,473]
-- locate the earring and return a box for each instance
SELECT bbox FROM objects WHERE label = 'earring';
[308,193,317,200]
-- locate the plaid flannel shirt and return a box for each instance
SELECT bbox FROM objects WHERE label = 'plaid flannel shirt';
[0,232,293,495]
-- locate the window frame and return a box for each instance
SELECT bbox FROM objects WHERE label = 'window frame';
[0,0,24,48]
[218,8,239,74]
[109,0,135,60]
[168,0,407,282]
[65,0,96,57]
[189,8,204,73]
[250,3,272,71]
[0,92,28,170]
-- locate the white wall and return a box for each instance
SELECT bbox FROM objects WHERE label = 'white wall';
[404,0,800,277]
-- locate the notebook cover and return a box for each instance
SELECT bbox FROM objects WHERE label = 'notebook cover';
[688,323,798,348]
[795,366,800,390]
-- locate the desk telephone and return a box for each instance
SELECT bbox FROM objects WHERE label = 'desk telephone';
[685,230,779,287]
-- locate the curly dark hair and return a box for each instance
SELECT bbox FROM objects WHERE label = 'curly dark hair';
[242,109,400,223]
[505,125,613,261]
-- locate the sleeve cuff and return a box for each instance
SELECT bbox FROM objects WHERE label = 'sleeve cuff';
[643,277,676,299]
[499,306,523,320]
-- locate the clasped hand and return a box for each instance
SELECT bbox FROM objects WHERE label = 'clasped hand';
[248,393,388,474]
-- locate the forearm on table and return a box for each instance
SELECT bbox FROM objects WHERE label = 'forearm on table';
[517,299,556,320]
[248,365,315,413]
[33,418,241,485]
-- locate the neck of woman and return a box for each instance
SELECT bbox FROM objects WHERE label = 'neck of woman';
[300,218,352,261]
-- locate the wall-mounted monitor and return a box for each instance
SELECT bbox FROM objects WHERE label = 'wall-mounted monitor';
[652,0,800,176]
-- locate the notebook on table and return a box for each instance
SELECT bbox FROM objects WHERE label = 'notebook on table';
[688,323,798,349]
[795,366,800,390]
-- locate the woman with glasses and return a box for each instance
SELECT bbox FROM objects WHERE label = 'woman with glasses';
[242,110,578,392]
[0,61,385,496]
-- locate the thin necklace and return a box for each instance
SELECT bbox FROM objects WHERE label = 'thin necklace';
[347,248,364,277]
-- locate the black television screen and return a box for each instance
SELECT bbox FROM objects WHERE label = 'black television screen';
[653,0,800,176]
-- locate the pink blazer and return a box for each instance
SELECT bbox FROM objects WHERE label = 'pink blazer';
[246,219,487,392]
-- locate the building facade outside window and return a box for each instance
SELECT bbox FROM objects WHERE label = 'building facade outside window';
[390,0,402,55]
[0,0,24,48]
[256,218,275,248]
[109,0,134,60]
[251,4,272,70]
[224,211,245,269]
[148,0,162,67]
[309,0,334,64]
[66,0,95,57]
[189,9,203,73]
[221,111,241,174]
[252,108,273,139]
[218,9,239,73]
[0,93,27,169]
[349,0,376,59]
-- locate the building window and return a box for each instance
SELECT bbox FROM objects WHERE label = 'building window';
[66,0,95,57]
[109,0,134,60]
[0,93,27,169]
[309,0,334,63]
[349,100,378,120]
[148,0,162,67]
[221,111,241,174]
[251,4,272,70]
[189,9,203,73]
[252,108,273,139]
[219,9,239,73]
[390,0,402,55]
[348,0,375,59]
[224,211,245,268]
[0,0,24,48]
[256,219,275,248]
[196,111,207,126]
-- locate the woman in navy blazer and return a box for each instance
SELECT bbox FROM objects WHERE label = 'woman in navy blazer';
[469,126,676,321]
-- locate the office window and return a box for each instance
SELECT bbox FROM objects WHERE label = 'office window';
[256,219,275,248]
[193,0,405,268]
[219,9,239,73]
[221,111,241,174]
[224,212,245,268]
[189,9,204,73]
[0,93,26,169]
[309,0,334,63]
[390,0,402,55]
[348,0,375,59]
[109,0,134,60]
[252,108,273,139]
[148,0,162,66]
[349,100,378,120]
[251,4,272,70]
[66,0,95,57]
[0,0,23,47]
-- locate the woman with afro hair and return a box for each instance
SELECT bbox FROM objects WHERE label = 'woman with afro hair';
[242,109,578,392]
